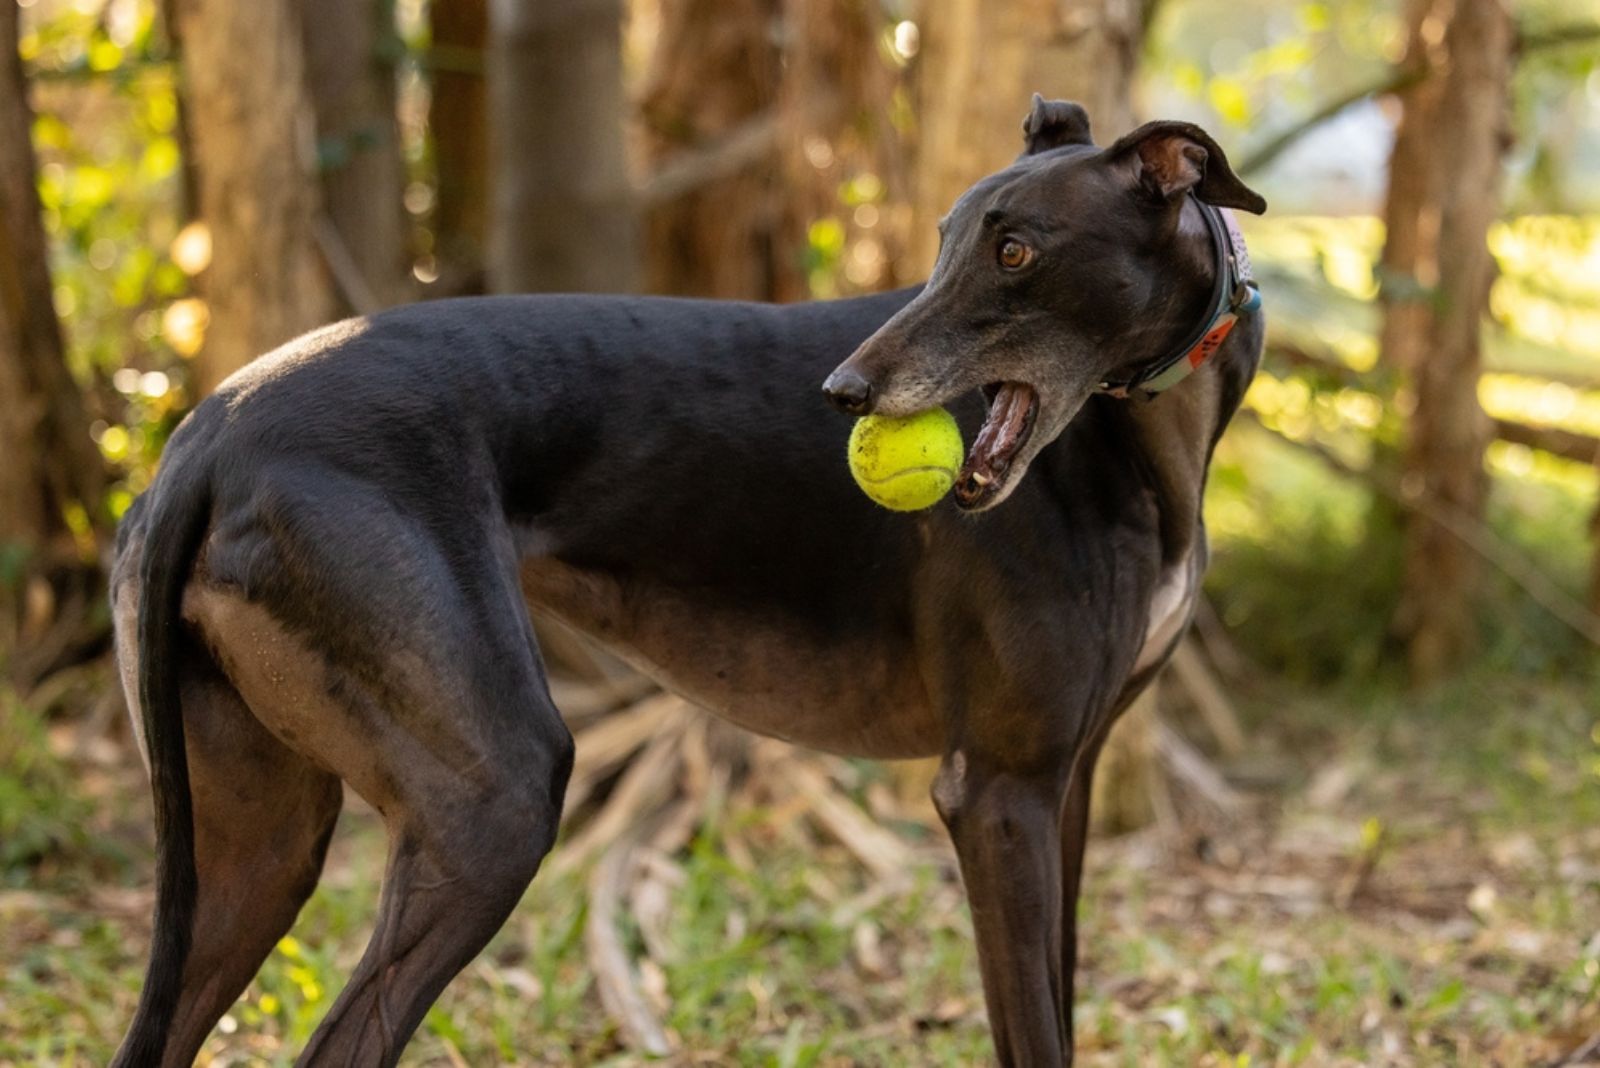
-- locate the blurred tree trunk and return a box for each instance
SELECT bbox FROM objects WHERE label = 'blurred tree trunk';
[776,0,910,301]
[1380,0,1513,686]
[301,0,410,311]
[159,0,201,220]
[639,0,906,302]
[638,0,785,300]
[487,0,637,294]
[911,0,1159,832]
[0,0,105,677]
[431,0,489,294]
[174,0,336,392]
[485,0,637,683]
[911,0,1148,274]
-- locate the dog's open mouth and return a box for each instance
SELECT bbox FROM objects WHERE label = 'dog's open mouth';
[954,382,1039,509]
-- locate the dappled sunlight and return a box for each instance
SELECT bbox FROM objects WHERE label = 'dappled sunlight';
[5,0,1599,1064]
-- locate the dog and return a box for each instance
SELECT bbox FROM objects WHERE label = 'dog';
[110,96,1265,1066]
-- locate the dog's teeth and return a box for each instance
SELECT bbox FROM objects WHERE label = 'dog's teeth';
[970,471,992,486]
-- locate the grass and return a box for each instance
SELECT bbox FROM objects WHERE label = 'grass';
[4,662,1600,1066]
[5,414,1597,1065]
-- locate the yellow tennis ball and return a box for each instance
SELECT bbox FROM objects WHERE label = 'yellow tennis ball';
[847,407,964,512]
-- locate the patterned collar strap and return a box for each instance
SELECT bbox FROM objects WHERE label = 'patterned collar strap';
[1097,201,1262,399]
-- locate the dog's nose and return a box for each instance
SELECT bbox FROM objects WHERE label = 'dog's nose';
[822,368,874,415]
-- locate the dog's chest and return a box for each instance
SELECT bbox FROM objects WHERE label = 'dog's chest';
[1133,550,1197,674]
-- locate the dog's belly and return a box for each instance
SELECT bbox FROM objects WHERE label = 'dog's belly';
[520,559,941,760]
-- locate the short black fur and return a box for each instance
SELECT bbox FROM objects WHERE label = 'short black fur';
[112,98,1266,1067]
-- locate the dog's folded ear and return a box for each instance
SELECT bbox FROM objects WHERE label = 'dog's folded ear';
[1107,120,1267,214]
[1020,94,1093,156]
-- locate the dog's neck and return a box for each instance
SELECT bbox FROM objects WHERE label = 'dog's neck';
[1108,197,1247,566]
[1117,363,1226,565]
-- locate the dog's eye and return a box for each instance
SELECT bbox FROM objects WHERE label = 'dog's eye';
[998,238,1033,270]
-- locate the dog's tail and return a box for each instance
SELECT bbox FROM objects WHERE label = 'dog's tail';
[113,461,214,1068]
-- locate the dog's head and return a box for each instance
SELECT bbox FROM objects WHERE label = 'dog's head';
[822,96,1266,511]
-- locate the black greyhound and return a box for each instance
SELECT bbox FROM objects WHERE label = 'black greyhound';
[111,97,1265,1066]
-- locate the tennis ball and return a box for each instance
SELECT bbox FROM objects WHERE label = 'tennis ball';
[847,407,964,512]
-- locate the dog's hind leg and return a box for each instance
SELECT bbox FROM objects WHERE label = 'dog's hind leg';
[290,594,573,1066]
[187,511,574,1066]
[111,616,342,1068]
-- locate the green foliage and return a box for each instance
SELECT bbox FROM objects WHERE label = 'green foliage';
[0,695,93,885]
[22,0,193,521]
[9,670,1600,1064]
[1205,212,1600,682]
[1205,423,1404,683]
[1149,0,1404,138]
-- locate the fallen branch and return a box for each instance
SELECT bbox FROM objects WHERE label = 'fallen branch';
[1550,1028,1600,1067]
[554,718,686,877]
[586,806,675,1056]
[563,691,686,814]
[778,760,914,884]
[1191,595,1251,683]
[1152,718,1244,827]
[548,671,659,728]
[1167,638,1247,756]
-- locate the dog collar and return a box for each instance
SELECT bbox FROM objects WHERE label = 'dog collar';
[1097,201,1261,398]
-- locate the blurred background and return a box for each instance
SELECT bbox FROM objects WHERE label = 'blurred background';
[3,0,1600,1063]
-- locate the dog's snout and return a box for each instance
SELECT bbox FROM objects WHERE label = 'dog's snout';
[822,367,874,415]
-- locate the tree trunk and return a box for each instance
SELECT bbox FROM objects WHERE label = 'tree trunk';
[776,0,909,301]
[638,0,785,300]
[639,0,906,303]
[911,0,1147,275]
[0,0,105,671]
[430,0,489,294]
[301,0,410,312]
[1380,0,1513,685]
[175,0,337,392]
[487,0,637,294]
[910,0,1159,831]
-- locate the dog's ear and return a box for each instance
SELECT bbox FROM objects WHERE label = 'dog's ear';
[1107,120,1267,214]
[1020,94,1093,156]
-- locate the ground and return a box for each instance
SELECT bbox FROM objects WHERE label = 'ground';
[3,667,1599,1067]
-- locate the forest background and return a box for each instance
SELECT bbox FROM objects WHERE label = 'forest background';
[4,0,1600,1063]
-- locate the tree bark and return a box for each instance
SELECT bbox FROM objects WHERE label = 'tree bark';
[776,0,909,301]
[487,0,637,294]
[911,0,1147,275]
[175,0,337,392]
[0,0,106,674]
[638,0,785,300]
[909,0,1158,831]
[301,0,410,311]
[1380,0,1514,685]
[0,0,102,543]
[430,0,489,294]
[639,0,906,303]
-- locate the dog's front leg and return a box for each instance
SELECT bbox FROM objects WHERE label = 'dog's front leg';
[1054,728,1109,1057]
[933,750,1072,1067]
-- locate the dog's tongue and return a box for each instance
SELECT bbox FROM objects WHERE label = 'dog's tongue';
[957,383,1037,496]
